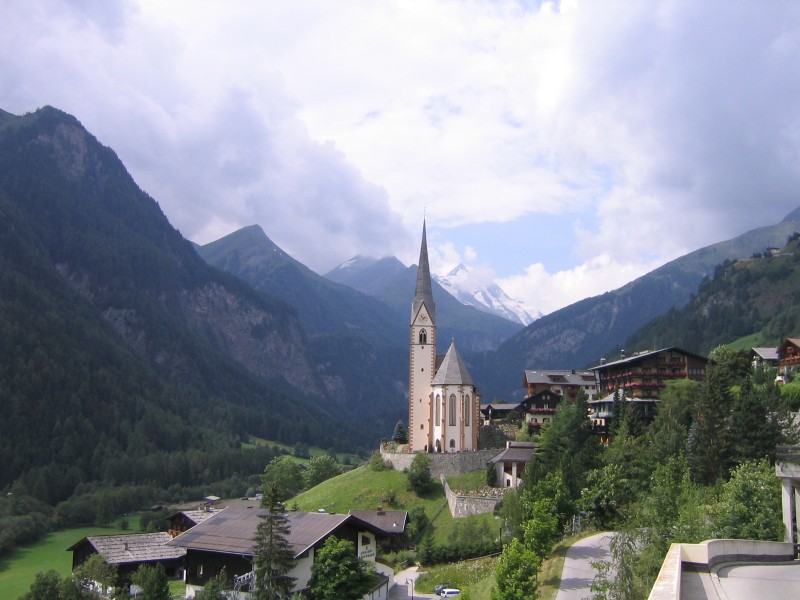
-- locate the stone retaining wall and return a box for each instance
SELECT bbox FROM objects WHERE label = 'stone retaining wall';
[440,474,502,518]
[380,447,497,476]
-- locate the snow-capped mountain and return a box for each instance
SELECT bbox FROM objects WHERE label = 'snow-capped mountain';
[433,264,541,326]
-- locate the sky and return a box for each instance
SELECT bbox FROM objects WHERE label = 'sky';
[3,0,800,316]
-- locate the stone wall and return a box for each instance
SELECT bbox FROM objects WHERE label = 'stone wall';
[380,447,497,476]
[440,475,502,518]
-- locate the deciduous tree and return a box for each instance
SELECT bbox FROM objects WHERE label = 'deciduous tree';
[308,536,374,600]
[262,456,304,502]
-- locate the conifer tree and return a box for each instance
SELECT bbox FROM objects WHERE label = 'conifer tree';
[253,484,296,600]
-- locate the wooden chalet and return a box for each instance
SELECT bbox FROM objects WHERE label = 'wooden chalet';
[778,338,800,382]
[68,532,185,591]
[348,509,407,550]
[167,508,221,537]
[588,347,708,441]
[519,389,562,431]
[522,369,598,402]
[167,508,397,598]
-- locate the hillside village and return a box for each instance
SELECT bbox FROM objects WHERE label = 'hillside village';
[3,109,800,600]
[19,226,800,599]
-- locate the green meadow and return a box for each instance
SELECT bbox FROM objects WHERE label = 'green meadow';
[0,524,129,599]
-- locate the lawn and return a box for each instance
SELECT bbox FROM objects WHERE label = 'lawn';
[415,555,499,595]
[291,465,498,546]
[0,522,132,599]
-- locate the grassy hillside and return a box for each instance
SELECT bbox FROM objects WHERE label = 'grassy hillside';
[291,466,497,544]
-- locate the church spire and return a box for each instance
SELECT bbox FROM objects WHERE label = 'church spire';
[411,220,435,323]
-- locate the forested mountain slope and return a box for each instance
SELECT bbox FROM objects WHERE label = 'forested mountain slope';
[0,106,360,501]
[625,234,800,355]
[197,225,408,429]
[472,210,800,400]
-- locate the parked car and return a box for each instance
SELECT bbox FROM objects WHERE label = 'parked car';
[440,589,461,598]
[434,584,452,594]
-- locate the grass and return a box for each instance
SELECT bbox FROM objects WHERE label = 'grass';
[446,470,488,493]
[0,520,135,599]
[291,465,498,546]
[415,555,500,595]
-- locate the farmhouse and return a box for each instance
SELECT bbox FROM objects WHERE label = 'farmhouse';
[167,507,396,598]
[68,532,185,591]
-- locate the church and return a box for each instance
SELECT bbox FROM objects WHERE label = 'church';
[408,221,480,453]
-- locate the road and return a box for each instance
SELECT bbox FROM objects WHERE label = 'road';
[555,531,614,600]
[389,565,440,599]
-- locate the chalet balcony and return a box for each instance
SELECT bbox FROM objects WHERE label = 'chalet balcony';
[529,407,557,414]
[781,356,800,366]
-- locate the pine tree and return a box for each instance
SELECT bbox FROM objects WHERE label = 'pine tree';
[391,420,408,444]
[253,484,296,600]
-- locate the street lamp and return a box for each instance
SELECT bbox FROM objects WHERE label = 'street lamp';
[406,578,415,599]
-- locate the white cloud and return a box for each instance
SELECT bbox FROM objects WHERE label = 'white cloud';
[2,0,800,299]
[499,254,663,316]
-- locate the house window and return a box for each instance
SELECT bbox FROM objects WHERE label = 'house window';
[464,394,470,426]
[449,439,455,450]
[198,564,203,577]
[543,418,550,424]
[435,394,441,426]
[449,394,456,426]
[361,535,370,546]
[419,329,427,344]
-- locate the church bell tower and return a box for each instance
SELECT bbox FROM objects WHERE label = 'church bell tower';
[408,221,436,452]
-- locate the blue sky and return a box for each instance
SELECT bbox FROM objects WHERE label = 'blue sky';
[3,0,800,314]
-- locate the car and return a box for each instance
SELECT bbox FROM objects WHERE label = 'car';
[434,585,451,594]
[439,589,461,598]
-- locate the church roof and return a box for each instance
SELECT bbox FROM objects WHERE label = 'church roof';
[411,220,435,323]
[432,341,473,386]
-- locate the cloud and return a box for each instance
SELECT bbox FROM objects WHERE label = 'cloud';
[2,0,800,303]
[499,254,664,316]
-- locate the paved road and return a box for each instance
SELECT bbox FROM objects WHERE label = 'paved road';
[555,531,614,600]
[389,565,439,599]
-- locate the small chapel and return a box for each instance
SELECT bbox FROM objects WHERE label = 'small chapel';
[408,221,480,453]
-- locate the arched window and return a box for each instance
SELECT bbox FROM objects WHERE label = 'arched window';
[435,394,441,426]
[449,439,456,451]
[449,394,456,426]
[419,329,427,344]
[464,394,470,426]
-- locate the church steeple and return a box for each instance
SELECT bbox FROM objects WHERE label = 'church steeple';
[411,220,435,323]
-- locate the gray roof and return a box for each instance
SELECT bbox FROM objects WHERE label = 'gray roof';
[69,532,185,565]
[480,402,521,411]
[752,347,779,361]
[169,509,382,559]
[432,341,474,386]
[411,220,435,323]
[490,445,537,464]
[523,370,596,386]
[348,510,407,535]
[589,347,707,371]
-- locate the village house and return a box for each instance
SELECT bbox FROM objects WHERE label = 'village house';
[777,338,800,383]
[68,532,186,592]
[588,347,708,441]
[522,369,598,402]
[489,441,537,488]
[167,507,399,599]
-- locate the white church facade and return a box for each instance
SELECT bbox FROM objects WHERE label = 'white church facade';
[408,222,480,453]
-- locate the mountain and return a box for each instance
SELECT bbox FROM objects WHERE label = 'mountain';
[196,225,408,428]
[624,235,800,355]
[326,255,524,353]
[197,226,405,348]
[433,263,541,326]
[0,106,362,500]
[474,211,800,401]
